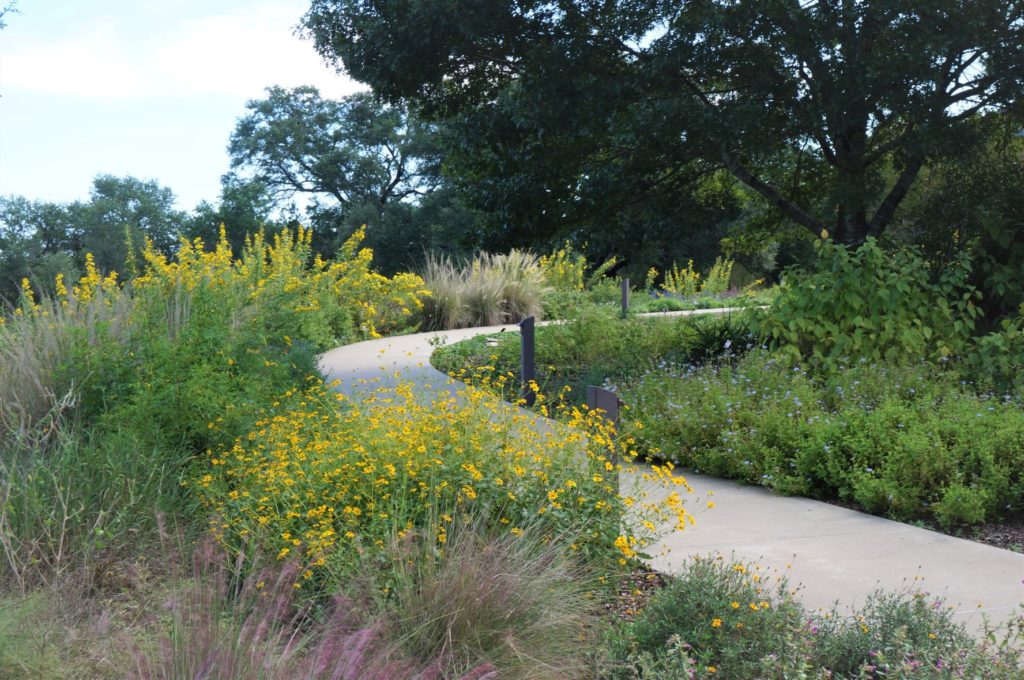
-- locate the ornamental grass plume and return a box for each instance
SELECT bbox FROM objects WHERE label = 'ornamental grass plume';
[130,539,500,680]
[421,250,549,330]
[363,513,599,679]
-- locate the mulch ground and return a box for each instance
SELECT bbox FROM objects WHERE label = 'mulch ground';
[964,517,1024,553]
[605,569,668,621]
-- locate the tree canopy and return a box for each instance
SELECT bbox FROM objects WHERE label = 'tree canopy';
[229,86,437,219]
[303,0,1024,246]
[228,85,486,271]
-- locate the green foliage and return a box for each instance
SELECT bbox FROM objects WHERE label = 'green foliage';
[607,557,1024,679]
[304,0,1024,247]
[433,307,756,408]
[0,175,185,304]
[967,308,1024,394]
[762,238,981,369]
[610,556,805,678]
[895,115,1024,322]
[227,86,475,270]
[627,351,1024,528]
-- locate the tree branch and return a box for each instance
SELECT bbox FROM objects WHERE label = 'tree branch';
[868,155,924,236]
[719,148,827,236]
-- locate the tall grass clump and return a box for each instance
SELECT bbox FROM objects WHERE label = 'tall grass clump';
[0,270,130,451]
[421,250,549,330]
[130,540,501,680]
[366,516,598,679]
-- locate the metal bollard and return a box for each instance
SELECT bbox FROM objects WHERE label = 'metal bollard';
[519,316,536,407]
[587,385,622,484]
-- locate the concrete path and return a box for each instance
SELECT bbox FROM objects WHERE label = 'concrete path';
[319,320,1024,631]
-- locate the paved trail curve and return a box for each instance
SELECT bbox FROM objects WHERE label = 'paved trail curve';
[319,317,1024,630]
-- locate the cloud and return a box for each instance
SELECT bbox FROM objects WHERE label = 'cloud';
[0,1,363,100]
[2,24,150,97]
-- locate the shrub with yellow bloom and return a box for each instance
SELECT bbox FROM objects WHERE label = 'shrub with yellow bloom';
[192,375,694,585]
[539,243,586,292]
[658,257,735,297]
[2,224,429,452]
[134,224,429,346]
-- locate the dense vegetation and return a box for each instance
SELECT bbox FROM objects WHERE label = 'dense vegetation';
[3,0,1024,676]
[436,239,1024,530]
[0,231,700,676]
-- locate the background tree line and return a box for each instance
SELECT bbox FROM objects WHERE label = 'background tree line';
[3,0,1022,322]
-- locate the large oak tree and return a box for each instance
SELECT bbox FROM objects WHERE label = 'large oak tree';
[303,0,1024,245]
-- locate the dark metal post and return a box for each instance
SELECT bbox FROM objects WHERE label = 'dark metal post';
[587,385,623,485]
[620,278,629,317]
[519,316,536,407]
[587,386,621,434]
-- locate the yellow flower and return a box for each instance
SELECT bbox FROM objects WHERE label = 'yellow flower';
[711,618,722,628]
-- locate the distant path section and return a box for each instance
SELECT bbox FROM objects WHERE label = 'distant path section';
[319,311,1024,631]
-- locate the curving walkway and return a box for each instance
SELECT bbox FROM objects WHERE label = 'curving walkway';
[319,318,1024,631]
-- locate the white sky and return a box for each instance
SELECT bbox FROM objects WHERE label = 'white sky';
[0,0,364,210]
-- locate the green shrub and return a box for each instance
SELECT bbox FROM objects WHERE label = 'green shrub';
[809,589,1024,678]
[626,352,1024,528]
[606,558,1024,679]
[761,238,980,369]
[432,307,757,409]
[610,555,804,678]
[967,308,1024,394]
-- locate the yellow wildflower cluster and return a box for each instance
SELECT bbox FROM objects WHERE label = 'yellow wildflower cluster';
[193,374,693,581]
[657,257,735,297]
[134,225,429,343]
[539,243,586,292]
[71,253,120,306]
[7,254,119,324]
[662,260,702,297]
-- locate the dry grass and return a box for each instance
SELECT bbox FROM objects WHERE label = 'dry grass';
[0,290,132,452]
[128,538,508,680]
[378,517,599,679]
[421,251,549,330]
